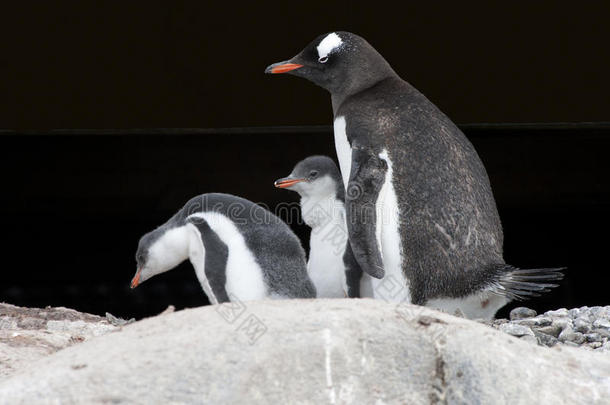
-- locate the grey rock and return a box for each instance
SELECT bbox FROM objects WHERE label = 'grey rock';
[516,316,552,328]
[500,323,535,337]
[585,333,603,343]
[590,306,604,317]
[105,312,135,327]
[593,319,610,330]
[533,331,559,347]
[574,318,592,334]
[559,328,586,345]
[593,329,610,339]
[520,335,538,345]
[0,303,117,379]
[536,324,563,338]
[510,307,537,320]
[564,341,581,348]
[568,308,580,318]
[2,300,608,405]
[552,317,573,331]
[546,308,570,318]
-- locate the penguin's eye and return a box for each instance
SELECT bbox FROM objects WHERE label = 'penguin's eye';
[309,170,319,178]
[318,56,328,64]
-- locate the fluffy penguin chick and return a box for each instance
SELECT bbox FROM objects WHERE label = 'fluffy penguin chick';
[275,156,364,298]
[131,193,315,303]
[266,32,563,319]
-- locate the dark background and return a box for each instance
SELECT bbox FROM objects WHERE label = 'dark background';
[1,2,609,319]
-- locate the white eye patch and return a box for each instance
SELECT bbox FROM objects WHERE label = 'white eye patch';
[317,32,343,60]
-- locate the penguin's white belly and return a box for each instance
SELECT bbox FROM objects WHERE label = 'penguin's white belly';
[308,226,348,298]
[188,212,268,302]
[371,150,410,303]
[333,116,351,191]
[426,292,509,320]
[359,273,375,298]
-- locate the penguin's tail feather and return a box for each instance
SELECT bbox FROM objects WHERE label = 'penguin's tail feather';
[489,265,565,301]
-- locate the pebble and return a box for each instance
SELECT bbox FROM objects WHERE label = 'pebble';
[515,316,552,327]
[483,305,610,352]
[558,328,586,345]
[568,308,580,318]
[547,308,570,318]
[536,324,562,338]
[520,335,538,345]
[533,331,559,347]
[584,333,602,343]
[573,318,591,333]
[551,318,572,331]
[509,307,537,320]
[500,323,534,337]
[594,328,610,339]
[593,319,610,330]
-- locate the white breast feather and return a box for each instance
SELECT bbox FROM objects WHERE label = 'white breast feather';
[187,212,268,301]
[333,116,351,190]
[305,197,348,298]
[371,149,410,303]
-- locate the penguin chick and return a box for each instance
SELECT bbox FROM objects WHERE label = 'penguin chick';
[131,193,316,303]
[275,156,364,298]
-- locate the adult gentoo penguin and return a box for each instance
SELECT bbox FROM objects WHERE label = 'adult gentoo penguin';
[130,193,316,303]
[274,155,364,298]
[266,32,563,318]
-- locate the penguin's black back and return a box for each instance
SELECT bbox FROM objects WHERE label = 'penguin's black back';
[338,77,504,303]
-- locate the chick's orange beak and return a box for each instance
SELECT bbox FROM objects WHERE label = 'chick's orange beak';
[130,269,142,289]
[274,177,306,188]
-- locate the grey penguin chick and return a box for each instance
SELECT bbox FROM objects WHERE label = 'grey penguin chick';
[274,156,365,298]
[266,32,563,319]
[130,193,316,303]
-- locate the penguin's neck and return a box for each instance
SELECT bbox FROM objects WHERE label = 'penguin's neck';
[149,225,192,274]
[331,73,397,114]
[300,193,344,229]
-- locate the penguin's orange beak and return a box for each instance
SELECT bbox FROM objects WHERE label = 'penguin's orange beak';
[274,177,306,188]
[130,269,142,289]
[265,62,304,74]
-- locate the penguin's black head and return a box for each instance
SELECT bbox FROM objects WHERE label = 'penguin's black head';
[135,239,150,271]
[265,32,395,96]
[131,231,155,289]
[131,227,170,289]
[274,155,344,201]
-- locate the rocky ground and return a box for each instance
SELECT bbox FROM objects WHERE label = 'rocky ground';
[0,299,609,404]
[1,301,610,404]
[481,306,610,352]
[0,303,128,378]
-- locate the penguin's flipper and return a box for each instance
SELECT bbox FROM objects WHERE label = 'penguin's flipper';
[187,217,231,303]
[343,240,363,297]
[345,146,388,279]
[490,265,565,301]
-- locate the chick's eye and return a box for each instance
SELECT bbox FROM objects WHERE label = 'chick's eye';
[318,56,328,63]
[309,170,318,178]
